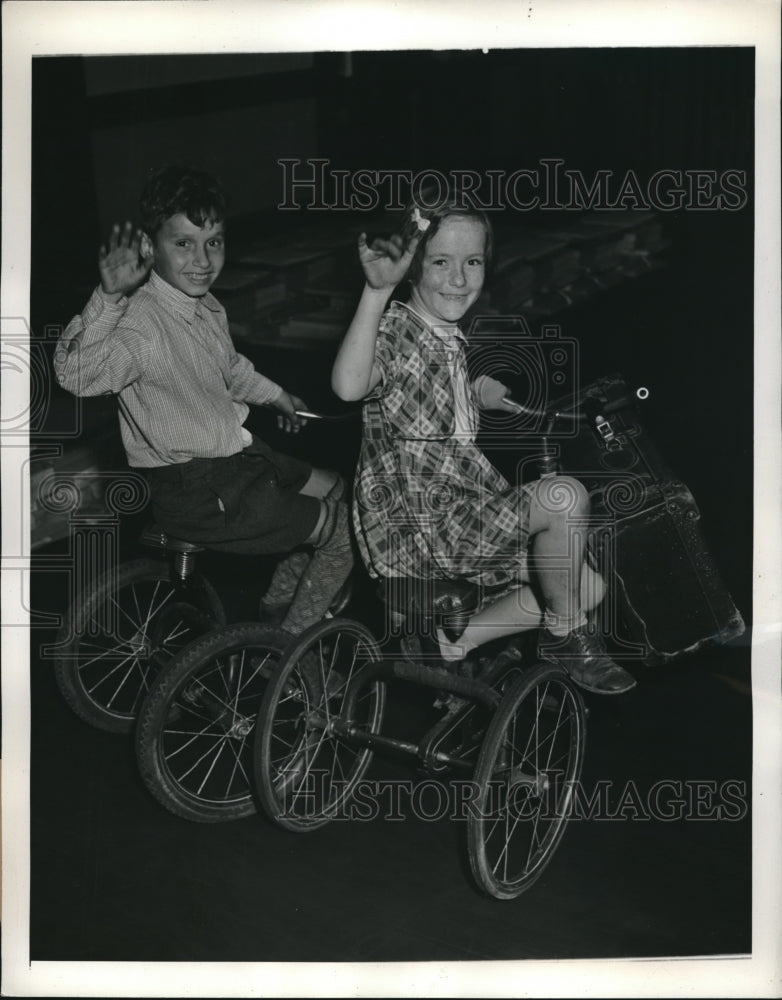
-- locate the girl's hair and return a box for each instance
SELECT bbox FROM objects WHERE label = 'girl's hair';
[139,164,226,238]
[400,184,493,284]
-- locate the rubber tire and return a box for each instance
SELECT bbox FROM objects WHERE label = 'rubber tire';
[254,617,386,832]
[135,623,291,823]
[54,558,225,734]
[467,663,586,899]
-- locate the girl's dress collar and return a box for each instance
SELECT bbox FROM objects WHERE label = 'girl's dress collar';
[396,300,467,342]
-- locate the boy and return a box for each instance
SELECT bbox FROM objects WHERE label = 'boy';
[54,164,352,635]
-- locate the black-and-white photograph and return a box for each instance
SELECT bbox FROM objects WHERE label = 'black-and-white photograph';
[3,1,780,996]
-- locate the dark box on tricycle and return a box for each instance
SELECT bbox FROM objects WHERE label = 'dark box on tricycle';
[552,375,746,666]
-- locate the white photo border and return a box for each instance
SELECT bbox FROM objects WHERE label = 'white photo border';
[2,1,780,996]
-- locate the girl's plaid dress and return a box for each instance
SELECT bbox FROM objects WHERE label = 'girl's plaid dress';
[353,301,535,588]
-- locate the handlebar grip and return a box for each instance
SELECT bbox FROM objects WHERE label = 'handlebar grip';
[600,397,633,415]
[294,410,358,422]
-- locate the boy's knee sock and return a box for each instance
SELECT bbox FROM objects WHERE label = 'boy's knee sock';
[281,487,354,636]
[261,476,346,613]
[260,550,311,611]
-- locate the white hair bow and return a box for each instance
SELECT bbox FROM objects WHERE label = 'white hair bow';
[412,207,431,232]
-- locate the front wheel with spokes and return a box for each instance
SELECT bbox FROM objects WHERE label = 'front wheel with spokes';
[467,663,586,899]
[53,558,225,733]
[254,617,386,832]
[135,623,291,822]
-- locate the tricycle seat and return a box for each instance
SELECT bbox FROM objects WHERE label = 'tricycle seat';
[139,523,205,555]
[380,577,480,621]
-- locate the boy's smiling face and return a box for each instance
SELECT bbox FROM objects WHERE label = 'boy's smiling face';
[150,213,225,297]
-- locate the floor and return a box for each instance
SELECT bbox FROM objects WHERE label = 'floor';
[29,601,752,964]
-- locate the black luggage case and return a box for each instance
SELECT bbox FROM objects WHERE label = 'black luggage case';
[551,375,746,666]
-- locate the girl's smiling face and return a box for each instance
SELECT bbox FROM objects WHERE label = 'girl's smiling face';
[409,214,487,324]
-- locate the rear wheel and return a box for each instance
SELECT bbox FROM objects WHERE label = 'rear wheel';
[54,558,225,733]
[254,618,386,832]
[135,623,290,822]
[467,663,586,899]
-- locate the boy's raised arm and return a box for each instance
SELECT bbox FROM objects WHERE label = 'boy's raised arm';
[54,222,153,396]
[331,233,418,402]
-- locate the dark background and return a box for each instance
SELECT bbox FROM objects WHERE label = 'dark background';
[29,48,754,963]
[32,48,755,611]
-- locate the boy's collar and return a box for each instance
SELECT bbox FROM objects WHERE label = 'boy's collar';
[148,269,222,319]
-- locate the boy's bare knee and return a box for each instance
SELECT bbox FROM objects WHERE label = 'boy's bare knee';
[300,467,340,499]
[307,493,352,552]
[304,499,329,545]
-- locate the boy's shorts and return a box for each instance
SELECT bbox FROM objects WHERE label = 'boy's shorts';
[145,436,321,555]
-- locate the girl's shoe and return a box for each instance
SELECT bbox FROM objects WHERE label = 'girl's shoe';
[537,625,636,695]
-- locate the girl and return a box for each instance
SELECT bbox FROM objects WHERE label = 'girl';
[331,193,635,695]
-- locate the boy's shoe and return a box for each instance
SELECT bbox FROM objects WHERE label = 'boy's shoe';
[537,626,636,695]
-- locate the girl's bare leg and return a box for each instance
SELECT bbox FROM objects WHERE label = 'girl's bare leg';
[437,564,605,661]
[527,475,590,628]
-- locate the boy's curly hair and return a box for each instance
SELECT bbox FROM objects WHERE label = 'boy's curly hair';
[139,164,226,238]
[400,183,494,285]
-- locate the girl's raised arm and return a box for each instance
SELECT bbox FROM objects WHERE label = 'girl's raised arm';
[331,232,418,401]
